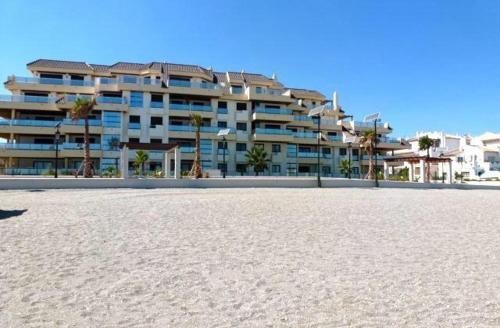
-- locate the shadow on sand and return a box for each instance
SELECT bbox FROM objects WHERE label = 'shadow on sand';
[0,209,27,220]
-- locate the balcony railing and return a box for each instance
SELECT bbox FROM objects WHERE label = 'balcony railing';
[328,135,343,142]
[0,119,60,127]
[293,131,318,139]
[169,103,213,112]
[180,147,213,154]
[0,143,56,150]
[63,143,101,150]
[0,94,57,103]
[96,96,128,104]
[217,149,229,155]
[355,121,385,128]
[217,108,228,114]
[99,77,118,85]
[8,76,94,87]
[294,115,313,121]
[169,125,220,133]
[169,79,219,90]
[254,128,293,135]
[62,118,102,126]
[256,88,284,96]
[128,122,141,129]
[291,152,333,159]
[150,101,164,108]
[255,108,292,115]
[379,136,401,144]
[63,95,93,102]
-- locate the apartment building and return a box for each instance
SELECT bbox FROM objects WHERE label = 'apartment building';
[394,131,500,180]
[0,59,407,176]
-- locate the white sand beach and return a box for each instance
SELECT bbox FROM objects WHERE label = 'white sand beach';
[1,188,500,327]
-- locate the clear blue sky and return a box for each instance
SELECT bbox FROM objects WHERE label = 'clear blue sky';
[1,0,499,137]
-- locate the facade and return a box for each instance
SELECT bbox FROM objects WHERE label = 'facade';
[393,131,500,180]
[0,59,407,176]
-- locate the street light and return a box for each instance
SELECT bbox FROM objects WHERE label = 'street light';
[364,112,381,187]
[217,128,231,178]
[308,102,333,187]
[54,122,61,178]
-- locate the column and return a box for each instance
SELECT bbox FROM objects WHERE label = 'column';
[419,159,426,183]
[409,162,415,182]
[174,146,181,179]
[383,161,389,180]
[121,146,129,179]
[448,160,453,184]
[165,151,172,178]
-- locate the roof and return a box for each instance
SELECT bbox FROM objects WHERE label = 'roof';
[287,88,326,99]
[27,59,93,72]
[384,155,452,163]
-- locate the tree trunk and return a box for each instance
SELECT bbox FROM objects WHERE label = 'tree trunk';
[191,127,202,179]
[426,149,430,183]
[367,145,375,180]
[83,117,92,178]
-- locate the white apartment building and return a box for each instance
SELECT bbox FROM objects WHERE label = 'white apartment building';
[0,59,408,176]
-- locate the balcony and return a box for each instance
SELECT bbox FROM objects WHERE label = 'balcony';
[328,135,343,143]
[150,101,164,109]
[253,128,293,142]
[96,96,127,104]
[63,143,101,150]
[249,87,290,102]
[169,125,220,133]
[252,107,293,122]
[62,118,102,126]
[169,103,213,112]
[7,76,95,87]
[5,76,95,93]
[180,147,213,155]
[167,79,222,96]
[0,94,57,104]
[217,108,228,114]
[128,122,141,129]
[0,143,56,150]
[3,119,60,127]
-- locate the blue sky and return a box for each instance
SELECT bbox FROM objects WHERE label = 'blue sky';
[0,0,499,137]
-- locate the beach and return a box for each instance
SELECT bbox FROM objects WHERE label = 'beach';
[1,188,500,327]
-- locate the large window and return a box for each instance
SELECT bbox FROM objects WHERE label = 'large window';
[272,165,281,174]
[130,91,144,108]
[150,116,163,127]
[218,121,227,128]
[287,144,297,158]
[218,101,227,109]
[236,143,247,152]
[339,148,347,156]
[236,102,247,111]
[272,144,281,153]
[236,122,247,131]
[103,111,121,128]
[102,134,120,150]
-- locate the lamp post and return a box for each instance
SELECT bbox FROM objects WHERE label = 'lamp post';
[364,112,381,187]
[54,123,61,178]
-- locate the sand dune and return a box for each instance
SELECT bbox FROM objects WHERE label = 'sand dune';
[1,188,500,327]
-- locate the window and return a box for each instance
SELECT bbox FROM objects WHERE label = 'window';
[339,148,347,156]
[256,87,263,94]
[150,117,163,127]
[218,163,227,171]
[129,115,140,123]
[236,122,247,131]
[236,102,247,111]
[151,94,163,102]
[130,91,144,108]
[150,139,162,144]
[231,85,243,94]
[236,143,247,152]
[218,101,227,109]
[236,164,247,174]
[352,167,359,175]
[272,165,281,174]
[287,163,297,175]
[129,138,140,143]
[287,144,297,157]
[322,148,331,154]
[103,111,121,128]
[217,141,228,149]
[102,134,120,150]
[352,149,359,156]
[218,121,227,128]
[101,158,118,170]
[272,144,281,153]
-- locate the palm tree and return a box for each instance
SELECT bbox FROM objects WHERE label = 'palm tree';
[70,97,96,178]
[339,159,353,178]
[246,146,270,176]
[360,129,378,179]
[189,114,203,179]
[134,150,149,176]
[419,135,434,182]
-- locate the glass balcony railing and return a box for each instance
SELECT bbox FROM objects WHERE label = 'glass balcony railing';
[328,135,343,142]
[128,122,141,129]
[292,152,333,159]
[99,77,118,85]
[355,121,385,128]
[294,115,313,121]
[217,108,228,114]
[217,149,229,155]
[150,101,164,108]
[0,94,57,103]
[63,143,101,150]
[180,147,213,154]
[11,119,60,127]
[169,79,219,90]
[64,95,93,102]
[255,88,283,96]
[96,96,127,104]
[8,76,94,87]
[293,131,318,139]
[0,143,56,150]
[379,136,401,143]
[169,103,213,112]
[62,118,102,126]
[255,108,292,115]
[169,125,220,133]
[254,128,293,135]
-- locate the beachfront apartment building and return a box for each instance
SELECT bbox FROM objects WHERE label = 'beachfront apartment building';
[394,131,500,180]
[0,59,408,177]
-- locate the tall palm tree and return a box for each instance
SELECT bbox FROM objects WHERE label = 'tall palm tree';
[70,97,96,178]
[134,150,149,176]
[189,114,203,179]
[246,146,270,176]
[360,129,378,180]
[419,135,434,183]
[339,159,353,178]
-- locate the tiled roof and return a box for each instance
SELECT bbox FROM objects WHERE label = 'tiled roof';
[90,64,110,72]
[213,72,228,83]
[110,62,149,71]
[287,88,325,99]
[27,59,93,71]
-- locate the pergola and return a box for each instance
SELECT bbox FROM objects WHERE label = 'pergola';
[119,142,180,179]
[383,155,453,183]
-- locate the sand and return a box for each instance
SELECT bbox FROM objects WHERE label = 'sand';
[1,188,500,327]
